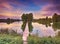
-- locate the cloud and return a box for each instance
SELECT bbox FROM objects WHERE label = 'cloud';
[0,0,41,11]
[0,8,23,19]
[32,0,53,6]
[0,0,23,19]
[0,0,60,19]
[0,2,14,10]
[1,10,23,18]
[52,0,60,4]
[33,3,60,19]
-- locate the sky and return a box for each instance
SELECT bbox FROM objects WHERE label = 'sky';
[0,0,60,19]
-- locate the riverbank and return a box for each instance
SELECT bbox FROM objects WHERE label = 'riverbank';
[0,34,22,44]
[28,36,60,44]
[0,34,60,44]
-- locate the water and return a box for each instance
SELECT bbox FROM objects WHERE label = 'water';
[22,23,29,41]
[0,22,60,37]
[0,22,23,34]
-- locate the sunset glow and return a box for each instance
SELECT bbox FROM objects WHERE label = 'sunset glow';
[0,0,60,19]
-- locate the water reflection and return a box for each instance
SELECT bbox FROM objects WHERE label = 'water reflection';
[22,23,29,41]
[0,22,23,34]
[52,22,60,31]
[31,23,55,37]
[23,41,28,44]
[0,22,60,37]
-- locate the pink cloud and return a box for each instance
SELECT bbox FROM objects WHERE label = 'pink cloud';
[0,2,13,10]
[33,4,60,19]
[0,2,23,19]
[0,10,22,19]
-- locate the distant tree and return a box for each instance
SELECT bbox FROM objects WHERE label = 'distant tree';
[46,16,48,20]
[52,13,58,22]
[57,14,60,22]
[7,18,11,24]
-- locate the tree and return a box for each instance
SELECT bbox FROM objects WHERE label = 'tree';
[21,14,27,22]
[28,13,33,32]
[7,18,11,24]
[21,13,33,32]
[52,13,58,22]
[21,14,27,31]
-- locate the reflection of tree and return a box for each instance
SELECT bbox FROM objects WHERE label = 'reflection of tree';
[36,16,52,27]
[28,21,33,32]
[21,14,27,31]
[21,13,33,32]
[58,31,60,36]
[52,22,60,31]
[21,21,26,31]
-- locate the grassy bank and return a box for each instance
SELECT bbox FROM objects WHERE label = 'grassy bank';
[0,34,22,44]
[0,34,60,44]
[28,36,60,44]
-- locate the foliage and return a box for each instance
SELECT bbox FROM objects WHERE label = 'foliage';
[28,36,60,44]
[21,13,33,32]
[52,13,60,22]
[0,34,22,44]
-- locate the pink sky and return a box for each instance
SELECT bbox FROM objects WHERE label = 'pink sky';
[0,0,60,19]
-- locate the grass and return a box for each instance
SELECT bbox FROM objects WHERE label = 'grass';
[0,34,60,44]
[28,36,60,44]
[0,34,23,44]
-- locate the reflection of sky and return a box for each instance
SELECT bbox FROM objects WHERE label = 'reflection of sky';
[31,23,55,37]
[0,22,23,34]
[0,22,60,37]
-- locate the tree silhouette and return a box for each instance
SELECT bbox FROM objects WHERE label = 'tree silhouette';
[21,14,27,31]
[21,13,33,32]
[52,13,58,22]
